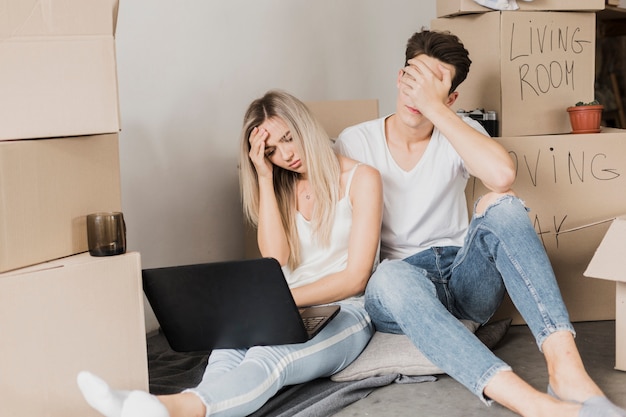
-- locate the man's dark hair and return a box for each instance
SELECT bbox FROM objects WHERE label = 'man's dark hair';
[405,29,471,94]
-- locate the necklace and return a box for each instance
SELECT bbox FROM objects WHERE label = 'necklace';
[298,180,312,201]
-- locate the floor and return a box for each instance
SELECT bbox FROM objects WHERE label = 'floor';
[334,321,626,416]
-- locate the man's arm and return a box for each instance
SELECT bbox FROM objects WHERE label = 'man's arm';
[402,57,515,193]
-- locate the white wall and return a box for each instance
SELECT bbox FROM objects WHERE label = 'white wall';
[115,1,435,331]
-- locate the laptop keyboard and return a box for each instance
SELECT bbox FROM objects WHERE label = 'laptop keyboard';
[302,316,325,332]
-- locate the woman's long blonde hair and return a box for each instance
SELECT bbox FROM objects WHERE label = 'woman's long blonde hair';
[239,90,341,270]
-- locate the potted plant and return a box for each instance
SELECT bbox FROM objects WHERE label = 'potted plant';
[566,100,604,134]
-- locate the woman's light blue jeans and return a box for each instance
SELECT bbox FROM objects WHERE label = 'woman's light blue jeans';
[185,302,372,417]
[365,195,575,402]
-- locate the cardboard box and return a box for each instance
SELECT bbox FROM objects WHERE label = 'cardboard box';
[0,252,148,417]
[437,0,605,18]
[305,99,379,139]
[466,128,626,324]
[431,11,596,137]
[584,216,626,371]
[0,0,120,140]
[0,133,122,272]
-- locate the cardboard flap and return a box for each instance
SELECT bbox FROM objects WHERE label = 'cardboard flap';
[0,0,120,140]
[0,0,115,39]
[584,216,626,282]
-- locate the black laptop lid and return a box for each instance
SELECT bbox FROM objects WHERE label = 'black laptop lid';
[142,258,312,351]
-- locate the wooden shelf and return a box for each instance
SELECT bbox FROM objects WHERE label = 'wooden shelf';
[596,5,626,128]
[598,5,626,20]
[598,7,626,37]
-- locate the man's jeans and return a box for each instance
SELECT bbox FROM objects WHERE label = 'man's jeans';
[365,195,575,401]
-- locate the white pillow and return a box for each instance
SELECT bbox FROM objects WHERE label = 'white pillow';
[331,320,479,382]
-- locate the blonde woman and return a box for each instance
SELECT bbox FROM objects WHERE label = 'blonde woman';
[77,90,383,417]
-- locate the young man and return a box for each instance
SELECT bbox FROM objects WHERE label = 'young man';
[334,29,625,417]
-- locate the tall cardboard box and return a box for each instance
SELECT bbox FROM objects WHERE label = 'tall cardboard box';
[0,252,148,417]
[437,0,605,18]
[0,0,120,140]
[431,11,596,137]
[467,128,626,323]
[0,133,122,272]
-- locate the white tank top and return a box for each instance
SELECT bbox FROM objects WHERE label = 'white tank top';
[282,163,361,291]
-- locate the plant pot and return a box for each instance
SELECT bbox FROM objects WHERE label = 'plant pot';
[566,104,603,134]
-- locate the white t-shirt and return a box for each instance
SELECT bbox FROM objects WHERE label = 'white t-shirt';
[334,115,486,260]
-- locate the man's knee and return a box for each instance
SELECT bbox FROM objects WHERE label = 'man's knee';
[366,259,434,301]
[474,190,517,215]
[365,260,402,298]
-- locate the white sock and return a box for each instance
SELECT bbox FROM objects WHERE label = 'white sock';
[76,371,169,417]
[121,391,170,417]
[77,371,129,417]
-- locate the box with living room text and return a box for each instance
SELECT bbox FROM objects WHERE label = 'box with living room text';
[466,128,626,324]
[431,11,596,137]
[436,0,605,18]
[0,252,148,417]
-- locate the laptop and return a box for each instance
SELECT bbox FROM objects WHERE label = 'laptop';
[142,257,341,352]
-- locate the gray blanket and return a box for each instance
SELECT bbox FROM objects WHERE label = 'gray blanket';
[147,319,510,416]
[147,332,433,416]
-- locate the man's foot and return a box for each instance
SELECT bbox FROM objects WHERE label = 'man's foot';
[547,384,579,403]
[579,396,626,417]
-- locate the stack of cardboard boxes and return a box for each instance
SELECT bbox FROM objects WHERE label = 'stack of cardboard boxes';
[0,1,148,416]
[432,0,626,370]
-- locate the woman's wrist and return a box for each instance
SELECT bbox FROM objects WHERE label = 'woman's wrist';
[258,175,274,188]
